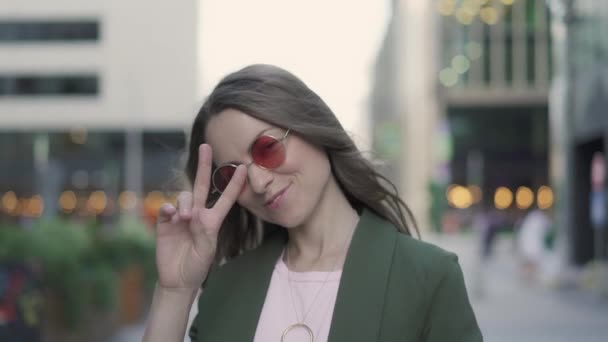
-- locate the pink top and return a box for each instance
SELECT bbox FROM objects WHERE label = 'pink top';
[253,250,342,342]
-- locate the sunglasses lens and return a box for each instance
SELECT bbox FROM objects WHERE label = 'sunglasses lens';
[251,135,285,168]
[213,165,236,192]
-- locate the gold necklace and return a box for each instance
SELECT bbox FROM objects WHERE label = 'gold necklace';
[281,227,355,342]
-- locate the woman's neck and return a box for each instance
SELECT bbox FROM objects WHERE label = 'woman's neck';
[284,176,359,272]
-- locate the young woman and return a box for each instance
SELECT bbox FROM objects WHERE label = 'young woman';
[142,64,482,342]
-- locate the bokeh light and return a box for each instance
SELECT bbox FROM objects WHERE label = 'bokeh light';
[515,186,534,209]
[59,191,77,212]
[437,0,456,16]
[455,8,475,25]
[447,185,473,209]
[88,191,108,215]
[452,55,471,74]
[144,191,165,214]
[494,186,513,209]
[480,6,499,25]
[119,191,138,211]
[23,195,44,217]
[2,191,18,214]
[537,186,554,209]
[439,68,459,87]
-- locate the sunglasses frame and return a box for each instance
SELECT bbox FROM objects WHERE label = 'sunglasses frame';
[211,129,291,194]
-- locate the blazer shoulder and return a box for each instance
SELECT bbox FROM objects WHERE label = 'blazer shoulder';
[395,234,458,262]
[392,233,460,287]
[364,209,458,270]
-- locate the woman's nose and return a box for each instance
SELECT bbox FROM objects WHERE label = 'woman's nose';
[247,164,273,194]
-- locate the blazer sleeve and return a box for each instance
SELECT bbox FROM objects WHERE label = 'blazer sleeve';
[421,255,483,342]
[188,314,198,340]
[187,265,215,342]
[188,315,198,341]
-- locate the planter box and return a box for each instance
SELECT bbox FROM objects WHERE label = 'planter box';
[42,291,120,342]
[118,264,144,325]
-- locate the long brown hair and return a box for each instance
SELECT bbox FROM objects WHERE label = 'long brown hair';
[186,64,418,262]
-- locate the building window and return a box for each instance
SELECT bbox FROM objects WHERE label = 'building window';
[0,21,99,42]
[0,75,99,96]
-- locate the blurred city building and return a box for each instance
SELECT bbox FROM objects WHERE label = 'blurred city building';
[548,0,608,266]
[0,0,197,223]
[373,0,551,234]
[372,0,608,280]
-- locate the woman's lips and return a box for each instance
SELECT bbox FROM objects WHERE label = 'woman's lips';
[266,184,291,209]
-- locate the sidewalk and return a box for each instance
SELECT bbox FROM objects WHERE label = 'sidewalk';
[428,232,608,342]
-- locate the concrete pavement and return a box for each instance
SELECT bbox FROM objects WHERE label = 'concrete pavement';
[429,232,608,342]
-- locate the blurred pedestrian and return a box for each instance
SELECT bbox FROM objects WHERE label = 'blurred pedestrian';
[142,65,482,342]
[516,208,552,283]
[471,204,510,298]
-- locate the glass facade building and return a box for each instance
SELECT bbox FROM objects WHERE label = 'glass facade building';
[549,0,608,265]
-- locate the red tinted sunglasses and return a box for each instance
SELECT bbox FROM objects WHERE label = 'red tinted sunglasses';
[211,129,290,194]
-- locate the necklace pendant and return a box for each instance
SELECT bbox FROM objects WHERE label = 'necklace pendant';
[281,323,314,342]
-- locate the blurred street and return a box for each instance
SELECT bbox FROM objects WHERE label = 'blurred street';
[110,232,608,342]
[431,233,608,342]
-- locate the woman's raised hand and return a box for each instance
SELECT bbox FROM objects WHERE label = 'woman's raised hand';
[154,144,247,290]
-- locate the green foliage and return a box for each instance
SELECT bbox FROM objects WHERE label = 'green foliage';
[0,215,156,330]
[0,223,29,262]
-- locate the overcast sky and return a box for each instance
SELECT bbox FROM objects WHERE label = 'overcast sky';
[199,0,390,147]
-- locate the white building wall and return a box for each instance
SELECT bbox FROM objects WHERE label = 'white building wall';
[394,0,441,232]
[0,0,198,130]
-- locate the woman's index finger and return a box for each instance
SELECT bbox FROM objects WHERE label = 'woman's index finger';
[212,164,246,217]
[193,144,212,208]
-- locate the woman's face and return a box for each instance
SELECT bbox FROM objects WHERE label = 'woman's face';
[205,108,332,228]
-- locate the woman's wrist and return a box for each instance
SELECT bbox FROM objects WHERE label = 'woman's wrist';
[155,282,200,299]
[142,283,199,342]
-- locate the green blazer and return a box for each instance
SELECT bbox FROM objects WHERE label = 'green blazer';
[189,209,483,341]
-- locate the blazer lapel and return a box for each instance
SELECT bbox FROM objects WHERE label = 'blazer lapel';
[328,209,398,342]
[197,210,397,342]
[201,230,286,341]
